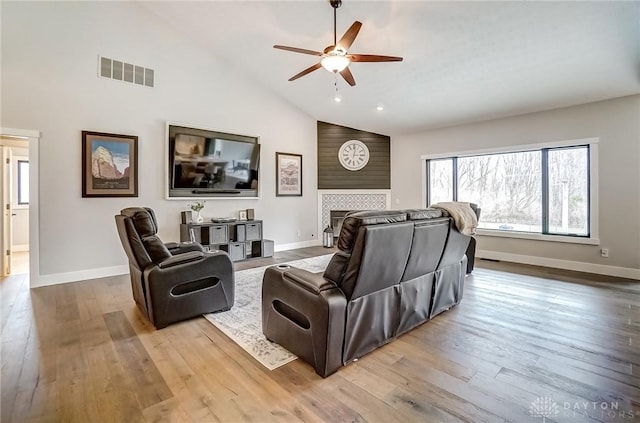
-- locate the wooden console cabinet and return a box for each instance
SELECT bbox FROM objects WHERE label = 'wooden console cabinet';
[180,220,274,262]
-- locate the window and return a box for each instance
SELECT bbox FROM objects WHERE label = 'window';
[547,147,589,236]
[18,160,29,205]
[428,159,454,204]
[425,140,595,241]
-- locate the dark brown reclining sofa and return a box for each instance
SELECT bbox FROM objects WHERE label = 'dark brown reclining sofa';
[262,208,472,377]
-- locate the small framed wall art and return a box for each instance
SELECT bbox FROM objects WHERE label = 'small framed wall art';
[82,131,138,197]
[276,152,302,197]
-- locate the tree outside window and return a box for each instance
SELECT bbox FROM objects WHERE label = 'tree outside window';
[426,145,590,237]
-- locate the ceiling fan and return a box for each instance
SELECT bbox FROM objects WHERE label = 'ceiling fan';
[274,0,403,87]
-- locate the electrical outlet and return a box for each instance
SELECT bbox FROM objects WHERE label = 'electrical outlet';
[600,248,609,258]
[296,231,300,238]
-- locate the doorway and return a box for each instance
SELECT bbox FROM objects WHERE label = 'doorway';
[0,127,40,284]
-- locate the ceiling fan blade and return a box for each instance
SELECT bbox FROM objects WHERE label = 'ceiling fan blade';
[347,54,404,63]
[339,67,356,87]
[274,45,323,56]
[337,21,362,51]
[288,63,323,81]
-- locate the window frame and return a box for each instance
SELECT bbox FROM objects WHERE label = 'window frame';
[421,138,599,245]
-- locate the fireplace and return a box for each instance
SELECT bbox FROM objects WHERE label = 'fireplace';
[318,190,391,245]
[330,210,351,239]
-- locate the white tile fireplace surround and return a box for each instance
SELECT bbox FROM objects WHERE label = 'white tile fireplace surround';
[317,190,391,239]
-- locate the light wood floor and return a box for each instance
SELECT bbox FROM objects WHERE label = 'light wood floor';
[1,247,639,422]
[10,251,29,275]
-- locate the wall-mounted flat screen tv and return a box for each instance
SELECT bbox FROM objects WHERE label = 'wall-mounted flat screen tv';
[167,124,260,198]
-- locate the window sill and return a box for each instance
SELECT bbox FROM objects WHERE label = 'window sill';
[476,229,599,245]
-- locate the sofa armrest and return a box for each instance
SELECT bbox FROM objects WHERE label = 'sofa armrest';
[166,242,205,255]
[148,251,233,281]
[158,251,204,269]
[143,251,235,328]
[262,265,346,377]
[282,268,337,294]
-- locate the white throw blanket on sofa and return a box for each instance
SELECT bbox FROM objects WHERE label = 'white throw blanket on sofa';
[431,202,478,235]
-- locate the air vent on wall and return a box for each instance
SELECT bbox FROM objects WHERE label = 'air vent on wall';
[99,56,154,87]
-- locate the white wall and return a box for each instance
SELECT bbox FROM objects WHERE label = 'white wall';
[1,2,319,283]
[392,95,640,276]
[11,149,29,250]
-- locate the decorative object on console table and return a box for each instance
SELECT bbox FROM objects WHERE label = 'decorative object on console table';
[188,201,206,223]
[180,210,193,224]
[246,208,255,220]
[238,210,247,221]
[82,130,138,197]
[276,152,302,197]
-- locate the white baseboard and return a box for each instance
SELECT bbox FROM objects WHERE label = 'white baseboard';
[12,244,29,252]
[274,239,322,252]
[476,249,640,280]
[33,264,129,288]
[32,241,324,287]
[32,248,638,288]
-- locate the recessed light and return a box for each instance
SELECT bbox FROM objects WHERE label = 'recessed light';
[376,105,384,111]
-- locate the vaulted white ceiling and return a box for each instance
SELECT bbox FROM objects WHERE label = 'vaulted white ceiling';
[140,1,640,136]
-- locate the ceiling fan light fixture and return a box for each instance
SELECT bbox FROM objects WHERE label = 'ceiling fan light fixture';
[321,55,350,73]
[274,1,401,86]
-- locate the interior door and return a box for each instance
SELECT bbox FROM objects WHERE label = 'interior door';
[1,146,12,275]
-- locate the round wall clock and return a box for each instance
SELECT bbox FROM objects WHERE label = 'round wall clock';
[338,140,370,171]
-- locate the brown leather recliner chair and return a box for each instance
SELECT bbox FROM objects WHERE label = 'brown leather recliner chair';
[262,208,471,377]
[115,207,234,329]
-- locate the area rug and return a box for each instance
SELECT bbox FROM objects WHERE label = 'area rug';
[203,254,334,370]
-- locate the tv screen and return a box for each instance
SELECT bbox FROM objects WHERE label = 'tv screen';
[167,124,260,198]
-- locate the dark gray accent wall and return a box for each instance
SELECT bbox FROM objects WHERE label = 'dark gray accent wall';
[317,121,390,189]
